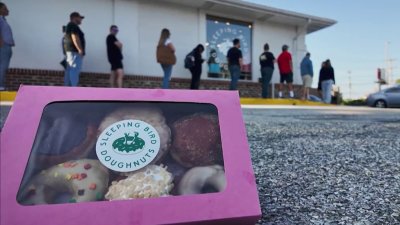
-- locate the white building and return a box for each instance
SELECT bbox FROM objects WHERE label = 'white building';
[7,0,335,85]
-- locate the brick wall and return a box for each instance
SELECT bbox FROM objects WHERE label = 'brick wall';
[5,68,320,98]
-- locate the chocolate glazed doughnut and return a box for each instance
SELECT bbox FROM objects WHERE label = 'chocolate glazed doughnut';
[35,125,97,166]
[19,113,99,192]
[170,113,223,168]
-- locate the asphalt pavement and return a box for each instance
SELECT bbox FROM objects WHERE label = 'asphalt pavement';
[0,104,11,131]
[243,106,400,225]
[1,104,400,224]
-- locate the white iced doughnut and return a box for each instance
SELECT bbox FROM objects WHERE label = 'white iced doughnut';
[18,159,109,205]
[105,165,174,200]
[178,165,226,195]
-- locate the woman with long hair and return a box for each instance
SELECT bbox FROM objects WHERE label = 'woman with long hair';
[189,44,205,89]
[157,28,175,89]
[318,59,335,104]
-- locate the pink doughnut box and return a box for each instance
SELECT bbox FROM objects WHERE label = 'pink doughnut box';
[0,85,261,225]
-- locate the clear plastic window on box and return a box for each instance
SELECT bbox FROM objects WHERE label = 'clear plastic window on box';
[17,102,226,205]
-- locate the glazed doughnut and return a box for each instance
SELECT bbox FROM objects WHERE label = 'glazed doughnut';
[178,165,226,195]
[105,165,174,200]
[170,113,222,168]
[18,159,109,205]
[98,107,171,163]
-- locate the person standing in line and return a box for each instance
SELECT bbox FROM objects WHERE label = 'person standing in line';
[107,25,124,88]
[227,38,243,90]
[64,12,85,87]
[317,61,325,97]
[189,44,205,89]
[0,2,15,91]
[277,44,294,98]
[157,28,175,89]
[60,25,69,86]
[300,52,314,100]
[207,49,220,77]
[259,43,275,98]
[60,25,67,70]
[318,59,335,104]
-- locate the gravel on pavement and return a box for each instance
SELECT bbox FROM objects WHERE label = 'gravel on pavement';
[244,107,400,225]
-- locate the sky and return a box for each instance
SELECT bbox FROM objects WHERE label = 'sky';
[245,0,400,99]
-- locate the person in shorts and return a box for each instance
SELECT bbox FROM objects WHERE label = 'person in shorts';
[300,52,314,100]
[277,45,294,98]
[106,25,124,88]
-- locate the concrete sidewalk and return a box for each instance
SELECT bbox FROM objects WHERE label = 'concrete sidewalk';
[1,91,328,106]
[240,97,327,106]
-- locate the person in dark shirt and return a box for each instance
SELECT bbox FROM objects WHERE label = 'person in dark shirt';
[64,12,85,86]
[259,43,275,98]
[227,38,243,90]
[318,59,335,104]
[189,44,205,89]
[106,25,124,88]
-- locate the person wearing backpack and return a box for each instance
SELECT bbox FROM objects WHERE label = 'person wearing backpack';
[186,44,204,89]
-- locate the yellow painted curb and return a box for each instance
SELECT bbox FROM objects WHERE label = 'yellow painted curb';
[1,91,327,106]
[240,98,328,106]
[0,91,17,102]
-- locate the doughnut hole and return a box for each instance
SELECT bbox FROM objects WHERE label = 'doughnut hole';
[44,185,73,204]
[178,165,226,195]
[201,183,219,194]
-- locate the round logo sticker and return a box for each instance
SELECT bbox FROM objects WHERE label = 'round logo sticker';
[96,119,160,172]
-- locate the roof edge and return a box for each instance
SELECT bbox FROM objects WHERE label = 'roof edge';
[210,0,337,33]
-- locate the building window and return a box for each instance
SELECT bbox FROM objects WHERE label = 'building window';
[206,16,252,80]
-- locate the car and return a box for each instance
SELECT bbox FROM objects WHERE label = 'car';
[366,85,400,108]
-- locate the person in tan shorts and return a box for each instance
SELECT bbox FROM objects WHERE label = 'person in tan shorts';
[300,53,314,100]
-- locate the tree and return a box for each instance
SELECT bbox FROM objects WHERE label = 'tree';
[396,79,400,84]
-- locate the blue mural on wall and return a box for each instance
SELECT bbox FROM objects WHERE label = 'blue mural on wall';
[206,17,252,80]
